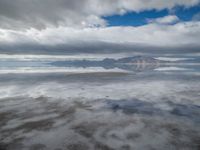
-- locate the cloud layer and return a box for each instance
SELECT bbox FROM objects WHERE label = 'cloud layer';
[0,0,199,54]
[0,0,199,30]
[0,21,200,51]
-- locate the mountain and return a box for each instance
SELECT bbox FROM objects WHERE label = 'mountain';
[116,56,164,64]
[51,56,167,72]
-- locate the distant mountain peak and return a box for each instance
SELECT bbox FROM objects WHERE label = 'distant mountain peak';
[117,56,162,64]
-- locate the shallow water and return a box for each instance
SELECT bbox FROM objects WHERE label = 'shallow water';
[0,58,200,150]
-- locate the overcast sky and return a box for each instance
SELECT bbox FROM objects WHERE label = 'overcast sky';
[0,0,200,55]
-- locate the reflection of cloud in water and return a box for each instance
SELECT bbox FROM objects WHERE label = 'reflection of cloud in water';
[1,75,199,106]
[0,96,200,150]
[155,67,191,71]
[0,71,200,150]
[0,67,127,74]
[156,57,194,62]
[105,99,200,123]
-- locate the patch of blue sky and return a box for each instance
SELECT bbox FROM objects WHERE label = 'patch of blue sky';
[103,5,200,27]
[174,4,200,21]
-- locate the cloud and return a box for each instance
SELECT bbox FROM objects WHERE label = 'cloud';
[147,15,180,24]
[0,0,199,54]
[0,0,199,30]
[0,21,200,52]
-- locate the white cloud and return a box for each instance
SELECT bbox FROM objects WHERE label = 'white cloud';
[148,15,180,24]
[0,1,199,51]
[0,21,200,47]
[0,0,199,30]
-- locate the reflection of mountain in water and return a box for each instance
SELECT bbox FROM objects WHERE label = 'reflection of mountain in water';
[51,56,165,72]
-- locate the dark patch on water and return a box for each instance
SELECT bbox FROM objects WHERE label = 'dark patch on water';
[29,144,46,150]
[66,142,89,150]
[105,99,200,123]
[94,142,115,150]
[106,99,161,115]
[170,102,200,122]
[0,143,7,150]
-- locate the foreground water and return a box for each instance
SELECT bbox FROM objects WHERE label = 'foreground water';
[0,57,200,150]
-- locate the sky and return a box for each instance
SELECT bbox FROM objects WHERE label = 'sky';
[0,0,200,55]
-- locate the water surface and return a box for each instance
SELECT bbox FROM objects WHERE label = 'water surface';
[0,56,200,150]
